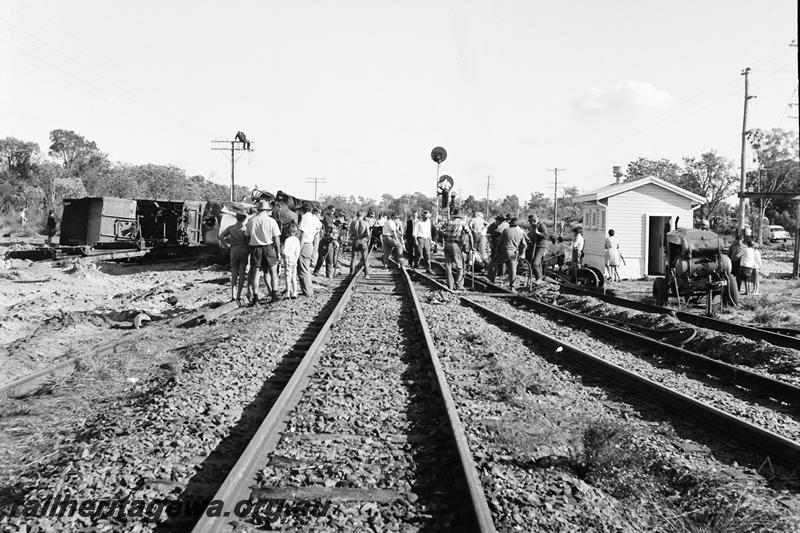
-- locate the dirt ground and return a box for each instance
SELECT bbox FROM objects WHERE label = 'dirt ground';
[0,236,231,385]
[603,247,800,329]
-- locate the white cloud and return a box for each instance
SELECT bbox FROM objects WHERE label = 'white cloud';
[574,80,675,110]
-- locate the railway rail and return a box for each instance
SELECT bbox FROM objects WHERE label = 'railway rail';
[0,301,241,398]
[437,262,800,406]
[558,281,799,349]
[412,266,800,466]
[191,267,494,532]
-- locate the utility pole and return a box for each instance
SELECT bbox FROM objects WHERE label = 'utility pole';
[548,167,565,233]
[485,175,491,217]
[305,178,327,202]
[211,134,253,201]
[788,41,798,120]
[737,68,755,235]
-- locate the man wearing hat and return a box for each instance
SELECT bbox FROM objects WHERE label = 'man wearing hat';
[414,210,433,272]
[441,208,472,290]
[486,214,509,281]
[490,217,527,290]
[349,210,371,277]
[245,199,282,304]
[527,214,548,282]
[298,202,322,296]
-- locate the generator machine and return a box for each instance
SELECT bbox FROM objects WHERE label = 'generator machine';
[652,228,738,313]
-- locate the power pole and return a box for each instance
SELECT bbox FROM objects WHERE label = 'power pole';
[485,175,491,217]
[548,167,565,233]
[737,68,755,235]
[305,178,327,202]
[211,135,253,201]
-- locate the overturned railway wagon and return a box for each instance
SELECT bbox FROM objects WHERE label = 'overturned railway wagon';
[60,196,208,248]
[60,197,138,246]
[136,199,206,246]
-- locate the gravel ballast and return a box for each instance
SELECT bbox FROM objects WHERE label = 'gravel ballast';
[413,282,799,532]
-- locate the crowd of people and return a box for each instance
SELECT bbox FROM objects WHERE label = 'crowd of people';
[218,198,612,303]
[217,199,350,305]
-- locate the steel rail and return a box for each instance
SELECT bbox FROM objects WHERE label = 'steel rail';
[0,356,81,397]
[191,272,361,533]
[192,269,496,532]
[557,282,799,349]
[447,266,800,407]
[0,332,149,397]
[411,269,800,466]
[0,302,243,399]
[400,266,496,533]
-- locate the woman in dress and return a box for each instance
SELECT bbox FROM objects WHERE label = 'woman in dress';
[604,229,625,282]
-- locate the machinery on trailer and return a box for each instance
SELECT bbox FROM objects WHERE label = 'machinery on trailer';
[652,228,738,312]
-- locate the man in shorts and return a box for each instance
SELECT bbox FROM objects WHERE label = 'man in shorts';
[245,199,282,304]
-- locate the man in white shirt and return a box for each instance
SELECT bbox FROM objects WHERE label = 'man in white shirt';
[297,203,322,296]
[245,199,282,304]
[469,212,488,260]
[381,212,403,268]
[414,210,433,273]
[571,226,585,283]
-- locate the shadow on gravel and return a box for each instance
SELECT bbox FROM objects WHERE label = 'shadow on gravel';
[396,287,470,532]
[155,277,351,532]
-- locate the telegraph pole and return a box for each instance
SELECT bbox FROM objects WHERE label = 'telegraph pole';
[737,68,755,235]
[548,167,565,233]
[211,135,253,201]
[485,175,491,217]
[305,177,327,202]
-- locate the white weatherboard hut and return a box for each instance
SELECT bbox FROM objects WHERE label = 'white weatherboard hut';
[573,176,706,279]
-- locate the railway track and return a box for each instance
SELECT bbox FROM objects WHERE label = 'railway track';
[412,266,800,466]
[442,264,800,407]
[191,267,493,532]
[558,281,800,349]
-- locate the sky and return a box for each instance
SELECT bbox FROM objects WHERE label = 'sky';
[1,0,797,205]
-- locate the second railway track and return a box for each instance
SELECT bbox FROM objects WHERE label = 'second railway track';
[413,265,800,467]
[192,267,493,532]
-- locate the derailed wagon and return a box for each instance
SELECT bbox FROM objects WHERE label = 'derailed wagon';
[652,228,738,313]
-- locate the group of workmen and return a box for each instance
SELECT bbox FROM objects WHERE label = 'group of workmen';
[218,198,582,303]
[429,210,583,291]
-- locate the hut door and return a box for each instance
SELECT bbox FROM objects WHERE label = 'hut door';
[647,216,669,275]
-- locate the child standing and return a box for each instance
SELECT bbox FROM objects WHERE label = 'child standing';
[282,223,301,299]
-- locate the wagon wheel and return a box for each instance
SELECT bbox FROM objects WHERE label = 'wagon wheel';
[575,267,601,288]
[583,266,605,289]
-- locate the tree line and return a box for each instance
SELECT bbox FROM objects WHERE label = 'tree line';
[0,129,251,218]
[621,128,799,234]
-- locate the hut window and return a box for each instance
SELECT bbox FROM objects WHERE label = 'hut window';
[600,210,605,229]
